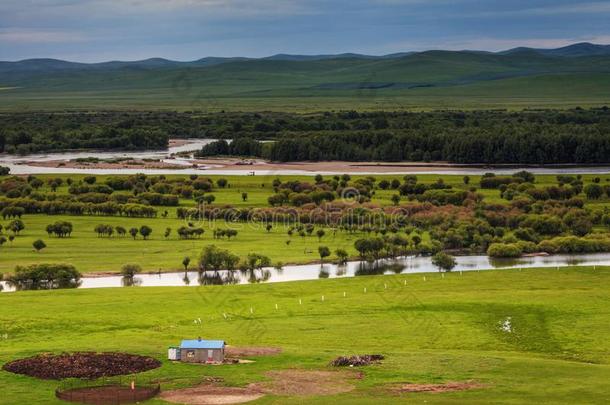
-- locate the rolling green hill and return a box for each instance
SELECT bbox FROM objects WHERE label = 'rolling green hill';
[1,46,610,111]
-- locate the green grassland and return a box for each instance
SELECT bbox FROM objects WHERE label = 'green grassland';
[1,173,609,275]
[1,266,609,403]
[2,51,610,111]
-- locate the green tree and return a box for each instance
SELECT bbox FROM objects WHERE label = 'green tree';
[584,184,603,199]
[121,263,141,278]
[7,219,25,235]
[431,252,456,272]
[139,225,152,240]
[83,176,97,184]
[335,248,349,264]
[199,245,239,271]
[182,256,191,272]
[240,253,271,271]
[129,227,139,240]
[318,246,331,263]
[32,239,46,252]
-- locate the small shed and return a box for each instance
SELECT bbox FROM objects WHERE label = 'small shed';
[167,346,181,361]
[179,338,226,363]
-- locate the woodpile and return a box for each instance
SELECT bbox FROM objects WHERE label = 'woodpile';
[329,354,384,367]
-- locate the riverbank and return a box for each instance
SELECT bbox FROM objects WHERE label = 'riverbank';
[5,157,610,176]
[3,253,610,292]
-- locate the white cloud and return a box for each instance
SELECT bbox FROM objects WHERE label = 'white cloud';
[1,0,316,18]
[469,1,610,18]
[0,28,88,43]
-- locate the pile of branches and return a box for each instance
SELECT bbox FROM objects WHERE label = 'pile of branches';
[329,354,384,367]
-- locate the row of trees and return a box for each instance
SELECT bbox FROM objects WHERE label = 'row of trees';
[94,224,152,239]
[4,108,610,161]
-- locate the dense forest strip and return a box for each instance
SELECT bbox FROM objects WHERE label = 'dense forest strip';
[1,109,610,163]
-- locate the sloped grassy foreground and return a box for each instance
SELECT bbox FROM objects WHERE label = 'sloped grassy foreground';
[0,266,609,404]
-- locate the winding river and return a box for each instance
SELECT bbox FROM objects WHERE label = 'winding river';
[2,253,609,292]
[1,140,610,176]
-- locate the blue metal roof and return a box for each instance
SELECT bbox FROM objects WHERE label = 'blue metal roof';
[180,339,225,349]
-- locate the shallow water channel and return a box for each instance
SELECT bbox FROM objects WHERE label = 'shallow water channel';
[2,253,609,292]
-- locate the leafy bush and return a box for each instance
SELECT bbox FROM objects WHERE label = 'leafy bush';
[6,264,81,290]
[487,243,522,258]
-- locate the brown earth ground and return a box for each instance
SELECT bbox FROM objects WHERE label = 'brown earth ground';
[225,346,282,357]
[24,159,186,170]
[17,155,610,173]
[160,369,360,405]
[192,158,487,173]
[192,158,609,173]
[56,385,159,405]
[388,380,486,394]
[169,139,195,148]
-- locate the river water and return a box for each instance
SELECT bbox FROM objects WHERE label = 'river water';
[1,140,609,176]
[2,253,608,292]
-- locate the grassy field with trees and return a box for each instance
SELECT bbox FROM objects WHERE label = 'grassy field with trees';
[0,172,610,276]
[1,266,609,403]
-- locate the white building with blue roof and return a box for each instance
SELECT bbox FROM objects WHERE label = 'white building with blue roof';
[168,337,226,363]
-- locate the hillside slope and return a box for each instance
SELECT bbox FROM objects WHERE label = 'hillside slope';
[1,47,610,111]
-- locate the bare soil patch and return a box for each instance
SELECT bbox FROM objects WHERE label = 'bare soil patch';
[225,346,282,358]
[389,381,485,394]
[252,369,360,396]
[160,384,264,405]
[2,352,161,380]
[161,369,359,404]
[57,384,159,405]
[27,159,185,170]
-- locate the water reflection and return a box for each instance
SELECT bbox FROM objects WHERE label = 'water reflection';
[121,276,142,287]
[198,271,239,286]
[240,269,272,284]
[319,266,330,279]
[2,253,610,292]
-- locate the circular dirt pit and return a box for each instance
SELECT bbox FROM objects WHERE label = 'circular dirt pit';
[57,384,160,405]
[2,352,161,380]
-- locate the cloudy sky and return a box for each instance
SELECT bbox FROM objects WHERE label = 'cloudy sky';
[1,0,609,62]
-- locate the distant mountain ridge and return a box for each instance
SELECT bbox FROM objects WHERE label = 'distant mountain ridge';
[2,42,610,111]
[501,42,610,57]
[2,42,608,72]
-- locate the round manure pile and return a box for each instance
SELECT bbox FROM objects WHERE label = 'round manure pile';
[2,352,161,379]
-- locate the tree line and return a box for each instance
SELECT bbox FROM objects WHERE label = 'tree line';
[3,108,610,162]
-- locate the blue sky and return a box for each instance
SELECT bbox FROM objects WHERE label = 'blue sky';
[1,0,609,62]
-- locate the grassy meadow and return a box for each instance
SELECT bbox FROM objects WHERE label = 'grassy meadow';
[1,266,610,403]
[1,173,610,275]
[2,51,610,111]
